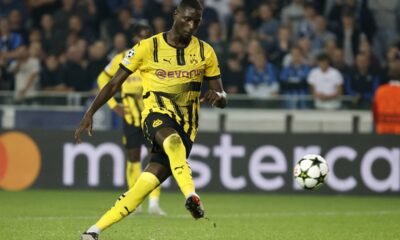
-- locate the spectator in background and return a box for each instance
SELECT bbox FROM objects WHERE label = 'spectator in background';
[53,0,77,30]
[268,25,292,66]
[226,7,247,40]
[104,8,135,46]
[28,28,42,44]
[227,38,248,67]
[373,60,400,134]
[310,15,335,54]
[358,38,381,74]
[308,53,343,110]
[147,0,175,29]
[204,0,230,24]
[323,38,337,58]
[40,13,63,54]
[280,46,310,109]
[27,0,60,28]
[368,0,400,63]
[67,14,96,44]
[297,36,314,65]
[245,51,279,98]
[247,38,265,65]
[281,0,305,36]
[107,33,127,60]
[352,0,376,43]
[335,9,361,67]
[296,3,316,39]
[98,0,129,18]
[8,9,26,38]
[222,52,245,94]
[327,0,374,36]
[258,2,280,52]
[331,48,349,75]
[0,0,26,19]
[232,21,253,48]
[379,46,400,84]
[128,0,149,24]
[196,0,219,39]
[59,43,91,92]
[206,21,225,59]
[40,54,65,91]
[29,41,45,62]
[54,0,97,33]
[0,17,23,64]
[151,16,167,35]
[8,45,41,104]
[0,53,13,90]
[265,0,285,19]
[345,53,380,109]
[87,40,108,88]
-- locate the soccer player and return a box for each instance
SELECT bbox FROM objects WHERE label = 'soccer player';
[74,0,227,239]
[97,24,166,215]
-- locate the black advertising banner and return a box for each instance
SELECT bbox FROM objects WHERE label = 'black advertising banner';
[0,130,399,195]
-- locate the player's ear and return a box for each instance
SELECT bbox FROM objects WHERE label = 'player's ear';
[173,9,179,20]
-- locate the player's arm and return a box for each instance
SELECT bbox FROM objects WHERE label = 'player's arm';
[97,54,125,117]
[201,43,227,108]
[75,41,148,142]
[97,71,122,110]
[75,68,131,142]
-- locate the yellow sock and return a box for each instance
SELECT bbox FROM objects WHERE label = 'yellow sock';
[126,161,141,189]
[163,133,195,198]
[95,172,160,231]
[149,186,161,200]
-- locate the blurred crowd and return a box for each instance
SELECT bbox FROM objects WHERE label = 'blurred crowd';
[0,0,400,109]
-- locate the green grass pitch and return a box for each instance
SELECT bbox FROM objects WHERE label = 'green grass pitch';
[1,190,400,240]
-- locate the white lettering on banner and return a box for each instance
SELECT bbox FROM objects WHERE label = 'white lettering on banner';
[188,144,211,188]
[213,134,246,190]
[249,146,286,190]
[293,146,321,190]
[63,143,125,187]
[361,147,400,192]
[60,134,400,193]
[325,146,358,192]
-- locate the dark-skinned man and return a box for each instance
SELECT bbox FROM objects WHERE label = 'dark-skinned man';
[75,1,227,239]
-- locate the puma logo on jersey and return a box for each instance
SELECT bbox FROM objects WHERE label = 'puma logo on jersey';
[152,119,163,128]
[163,58,172,64]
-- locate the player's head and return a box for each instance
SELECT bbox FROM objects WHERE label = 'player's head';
[173,0,203,40]
[132,24,152,44]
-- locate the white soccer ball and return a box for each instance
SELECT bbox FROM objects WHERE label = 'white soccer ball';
[294,154,329,190]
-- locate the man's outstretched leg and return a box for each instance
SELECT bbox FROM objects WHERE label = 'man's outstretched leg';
[157,129,204,219]
[80,171,160,240]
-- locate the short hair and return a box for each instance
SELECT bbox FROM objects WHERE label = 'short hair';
[316,53,331,62]
[178,0,203,11]
[132,24,152,37]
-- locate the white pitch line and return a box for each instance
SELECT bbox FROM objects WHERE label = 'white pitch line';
[1,210,400,221]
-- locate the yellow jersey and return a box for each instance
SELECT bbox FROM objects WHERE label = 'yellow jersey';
[120,32,221,141]
[97,50,144,127]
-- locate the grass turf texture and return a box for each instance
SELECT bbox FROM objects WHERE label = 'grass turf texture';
[0,191,400,240]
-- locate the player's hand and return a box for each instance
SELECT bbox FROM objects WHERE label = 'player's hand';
[112,104,125,117]
[74,112,93,143]
[200,89,222,107]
